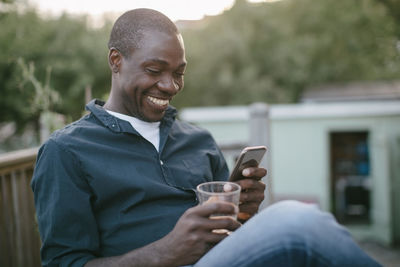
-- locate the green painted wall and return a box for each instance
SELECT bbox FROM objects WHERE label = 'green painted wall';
[190,120,249,145]
[270,115,400,244]
[181,103,400,245]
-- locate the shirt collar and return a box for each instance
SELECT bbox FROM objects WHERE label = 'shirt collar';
[85,99,177,135]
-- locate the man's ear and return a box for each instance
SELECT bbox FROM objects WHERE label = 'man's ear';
[108,48,122,73]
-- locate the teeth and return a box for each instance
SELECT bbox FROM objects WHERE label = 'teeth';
[148,96,169,106]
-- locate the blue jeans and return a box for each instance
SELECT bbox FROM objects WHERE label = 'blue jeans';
[194,200,381,267]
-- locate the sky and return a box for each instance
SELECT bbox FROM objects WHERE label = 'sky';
[27,0,269,21]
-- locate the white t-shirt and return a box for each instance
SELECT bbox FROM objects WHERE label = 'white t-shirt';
[106,110,160,152]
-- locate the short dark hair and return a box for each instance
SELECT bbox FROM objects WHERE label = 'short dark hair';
[108,8,179,57]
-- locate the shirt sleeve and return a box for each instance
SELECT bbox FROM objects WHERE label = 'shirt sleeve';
[31,139,98,267]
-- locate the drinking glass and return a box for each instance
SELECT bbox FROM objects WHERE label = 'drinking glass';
[196,181,241,234]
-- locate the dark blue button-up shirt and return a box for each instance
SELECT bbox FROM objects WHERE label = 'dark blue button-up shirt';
[31,99,229,266]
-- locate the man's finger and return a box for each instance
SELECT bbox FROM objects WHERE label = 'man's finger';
[237,212,251,221]
[190,202,238,218]
[239,202,260,215]
[207,216,241,231]
[240,190,265,203]
[237,179,266,191]
[242,167,267,180]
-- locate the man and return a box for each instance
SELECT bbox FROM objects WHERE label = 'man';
[32,8,380,267]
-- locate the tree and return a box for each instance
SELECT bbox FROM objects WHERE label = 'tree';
[377,0,400,26]
[1,0,400,151]
[0,8,111,136]
[173,0,400,108]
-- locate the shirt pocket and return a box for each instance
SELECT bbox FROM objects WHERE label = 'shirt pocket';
[163,157,213,191]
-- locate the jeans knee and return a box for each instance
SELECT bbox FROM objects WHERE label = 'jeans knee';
[200,201,379,267]
[253,200,343,243]
[263,200,329,223]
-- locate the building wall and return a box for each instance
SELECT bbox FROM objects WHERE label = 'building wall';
[180,101,400,245]
[189,120,249,170]
[385,116,400,245]
[392,135,400,245]
[270,114,400,244]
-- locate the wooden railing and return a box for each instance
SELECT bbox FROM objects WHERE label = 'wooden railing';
[0,147,41,267]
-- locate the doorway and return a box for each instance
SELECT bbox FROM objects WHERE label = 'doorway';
[330,131,371,224]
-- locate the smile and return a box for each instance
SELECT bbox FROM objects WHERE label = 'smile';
[147,96,169,106]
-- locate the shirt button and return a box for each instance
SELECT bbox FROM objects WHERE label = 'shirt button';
[160,160,164,165]
[111,124,116,127]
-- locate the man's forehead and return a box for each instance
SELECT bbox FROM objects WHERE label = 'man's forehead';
[133,31,186,60]
[139,29,181,42]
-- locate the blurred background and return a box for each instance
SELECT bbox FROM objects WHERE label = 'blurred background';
[1,0,399,152]
[1,0,400,266]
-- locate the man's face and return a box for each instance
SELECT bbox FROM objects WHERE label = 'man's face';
[115,30,186,122]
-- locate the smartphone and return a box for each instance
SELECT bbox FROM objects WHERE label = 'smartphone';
[229,146,267,181]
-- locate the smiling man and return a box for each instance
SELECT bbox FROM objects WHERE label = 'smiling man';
[104,16,187,122]
[31,8,380,267]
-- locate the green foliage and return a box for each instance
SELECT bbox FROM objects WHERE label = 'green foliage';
[17,58,59,113]
[1,0,400,149]
[173,0,400,108]
[0,8,111,131]
[378,0,400,28]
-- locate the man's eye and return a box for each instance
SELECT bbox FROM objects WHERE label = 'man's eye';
[175,72,185,77]
[146,68,161,74]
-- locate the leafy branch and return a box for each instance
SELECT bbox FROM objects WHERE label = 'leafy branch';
[17,58,60,113]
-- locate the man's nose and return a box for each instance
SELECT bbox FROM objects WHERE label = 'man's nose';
[157,75,180,93]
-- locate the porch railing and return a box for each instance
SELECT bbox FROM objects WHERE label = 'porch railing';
[0,147,41,267]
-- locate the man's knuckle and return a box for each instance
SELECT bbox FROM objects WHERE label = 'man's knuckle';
[213,202,223,211]
[186,219,200,230]
[188,233,201,244]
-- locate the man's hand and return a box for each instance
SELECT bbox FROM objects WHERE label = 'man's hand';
[159,202,241,266]
[85,202,241,267]
[235,167,267,222]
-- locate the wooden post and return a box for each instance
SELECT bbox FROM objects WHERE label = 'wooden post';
[85,85,92,105]
[249,102,273,208]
